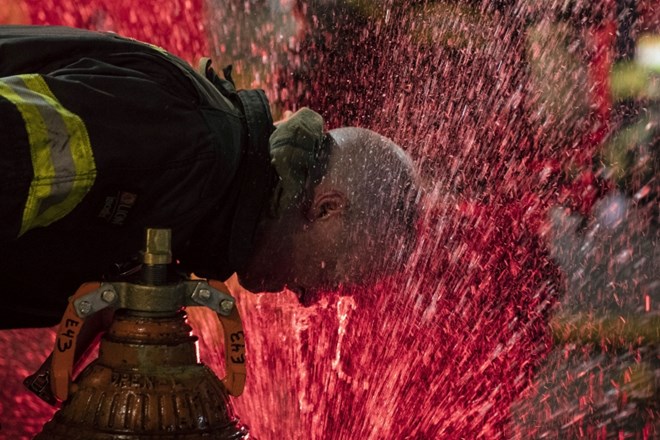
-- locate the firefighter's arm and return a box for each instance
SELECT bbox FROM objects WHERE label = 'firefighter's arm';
[0,74,95,240]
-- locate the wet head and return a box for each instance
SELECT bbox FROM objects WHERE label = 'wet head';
[238,127,420,304]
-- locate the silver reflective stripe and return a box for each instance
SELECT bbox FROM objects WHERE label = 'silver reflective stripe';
[4,76,76,217]
[0,74,95,236]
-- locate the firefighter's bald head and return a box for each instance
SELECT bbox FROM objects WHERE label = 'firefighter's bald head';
[237,127,420,304]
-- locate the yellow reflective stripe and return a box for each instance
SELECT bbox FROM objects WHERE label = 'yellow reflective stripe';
[0,74,96,236]
[21,75,96,229]
[0,80,55,233]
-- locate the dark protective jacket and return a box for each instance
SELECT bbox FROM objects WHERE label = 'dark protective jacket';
[0,25,275,328]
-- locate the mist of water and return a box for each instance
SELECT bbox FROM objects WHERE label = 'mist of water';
[0,0,658,438]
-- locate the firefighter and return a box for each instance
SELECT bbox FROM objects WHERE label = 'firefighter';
[0,25,419,328]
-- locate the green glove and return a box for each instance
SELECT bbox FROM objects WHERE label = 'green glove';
[269,107,325,215]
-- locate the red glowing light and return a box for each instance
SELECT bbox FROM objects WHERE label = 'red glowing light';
[1,1,658,439]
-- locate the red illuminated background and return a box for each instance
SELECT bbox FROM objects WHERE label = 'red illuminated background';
[1,0,658,438]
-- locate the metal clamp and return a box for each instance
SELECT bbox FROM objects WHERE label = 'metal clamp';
[190,282,236,316]
[72,283,119,318]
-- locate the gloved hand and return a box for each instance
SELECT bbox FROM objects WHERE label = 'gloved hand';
[269,107,325,216]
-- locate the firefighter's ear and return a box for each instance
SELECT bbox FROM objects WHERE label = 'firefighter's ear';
[306,190,347,222]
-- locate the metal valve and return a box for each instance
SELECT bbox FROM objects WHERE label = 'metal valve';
[26,228,250,439]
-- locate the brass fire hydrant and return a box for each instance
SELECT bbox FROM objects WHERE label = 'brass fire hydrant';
[28,228,250,439]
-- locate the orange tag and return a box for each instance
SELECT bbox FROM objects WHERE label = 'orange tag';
[50,282,101,402]
[209,280,246,397]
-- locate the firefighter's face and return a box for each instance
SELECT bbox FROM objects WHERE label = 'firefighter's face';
[237,127,419,306]
[236,176,355,305]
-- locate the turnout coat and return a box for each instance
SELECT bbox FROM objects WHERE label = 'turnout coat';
[0,25,275,327]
